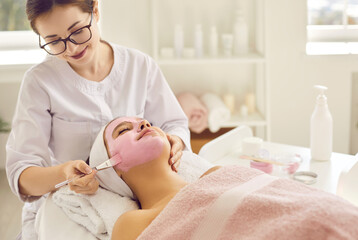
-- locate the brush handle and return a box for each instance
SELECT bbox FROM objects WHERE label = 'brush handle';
[240,155,285,166]
[55,173,86,189]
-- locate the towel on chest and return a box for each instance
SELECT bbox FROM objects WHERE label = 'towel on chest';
[138,165,358,240]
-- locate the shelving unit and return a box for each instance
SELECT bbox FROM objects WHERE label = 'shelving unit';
[150,0,269,141]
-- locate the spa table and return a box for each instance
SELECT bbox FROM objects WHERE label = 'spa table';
[210,142,358,195]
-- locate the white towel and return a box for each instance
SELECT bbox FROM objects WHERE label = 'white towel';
[200,93,231,133]
[178,151,214,183]
[52,186,138,240]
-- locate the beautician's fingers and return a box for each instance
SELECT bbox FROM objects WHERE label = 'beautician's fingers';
[71,169,97,187]
[70,180,99,195]
[171,152,182,172]
[173,153,181,170]
[167,134,184,166]
[63,160,93,180]
[71,179,99,195]
[170,150,182,173]
[69,172,99,194]
[167,134,184,157]
[74,160,93,175]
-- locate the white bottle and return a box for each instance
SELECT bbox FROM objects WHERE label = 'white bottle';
[194,24,203,58]
[209,26,218,57]
[310,85,333,161]
[233,9,249,55]
[174,24,184,58]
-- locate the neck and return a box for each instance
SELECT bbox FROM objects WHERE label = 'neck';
[122,158,188,209]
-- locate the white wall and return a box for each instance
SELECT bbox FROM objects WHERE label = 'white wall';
[99,0,151,54]
[266,0,357,153]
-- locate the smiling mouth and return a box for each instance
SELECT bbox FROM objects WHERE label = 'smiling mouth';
[71,46,88,59]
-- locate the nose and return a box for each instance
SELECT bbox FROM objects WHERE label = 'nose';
[138,120,151,132]
[66,41,79,54]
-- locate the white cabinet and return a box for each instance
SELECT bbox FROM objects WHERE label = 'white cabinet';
[150,0,269,139]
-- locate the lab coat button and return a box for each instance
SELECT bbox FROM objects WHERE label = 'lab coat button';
[97,86,101,91]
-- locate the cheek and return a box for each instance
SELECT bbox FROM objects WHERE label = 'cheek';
[110,134,133,156]
[114,136,165,172]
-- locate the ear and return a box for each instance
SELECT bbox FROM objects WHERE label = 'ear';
[92,0,100,22]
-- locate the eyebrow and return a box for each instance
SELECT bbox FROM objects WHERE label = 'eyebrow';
[44,20,81,39]
[112,121,132,138]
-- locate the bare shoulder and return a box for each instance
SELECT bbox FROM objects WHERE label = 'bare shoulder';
[111,209,156,240]
[200,165,222,178]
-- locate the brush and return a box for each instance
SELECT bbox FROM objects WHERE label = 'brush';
[240,155,285,166]
[55,158,118,189]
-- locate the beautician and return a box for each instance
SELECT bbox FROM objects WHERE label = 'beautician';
[5,0,190,239]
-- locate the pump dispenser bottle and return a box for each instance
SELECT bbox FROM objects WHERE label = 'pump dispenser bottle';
[310,85,333,161]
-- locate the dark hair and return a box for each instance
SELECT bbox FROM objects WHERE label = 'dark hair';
[26,0,94,34]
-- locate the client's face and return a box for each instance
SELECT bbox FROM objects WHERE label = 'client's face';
[104,117,169,172]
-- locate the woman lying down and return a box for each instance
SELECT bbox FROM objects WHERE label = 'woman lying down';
[91,116,358,240]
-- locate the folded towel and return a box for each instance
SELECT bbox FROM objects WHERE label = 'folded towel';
[176,92,208,134]
[52,186,138,240]
[178,151,214,183]
[200,93,231,133]
[138,165,358,240]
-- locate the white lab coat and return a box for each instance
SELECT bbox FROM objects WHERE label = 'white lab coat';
[6,43,191,239]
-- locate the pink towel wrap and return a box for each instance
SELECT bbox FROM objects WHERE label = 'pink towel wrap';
[176,92,208,134]
[138,165,358,240]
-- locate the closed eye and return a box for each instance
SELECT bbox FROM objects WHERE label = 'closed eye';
[118,128,129,135]
[112,121,133,139]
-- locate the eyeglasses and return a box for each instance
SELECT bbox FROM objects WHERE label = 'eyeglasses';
[39,12,93,55]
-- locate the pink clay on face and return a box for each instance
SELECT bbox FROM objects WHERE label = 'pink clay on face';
[104,117,164,172]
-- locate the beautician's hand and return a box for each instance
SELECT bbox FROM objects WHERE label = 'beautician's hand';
[62,160,99,194]
[166,134,184,172]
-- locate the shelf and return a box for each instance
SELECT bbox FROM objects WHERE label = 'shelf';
[157,53,265,65]
[150,0,269,139]
[220,111,266,128]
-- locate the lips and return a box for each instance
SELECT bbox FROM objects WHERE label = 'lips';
[138,129,153,140]
[71,46,88,59]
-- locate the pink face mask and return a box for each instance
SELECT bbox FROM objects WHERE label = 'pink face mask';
[104,117,165,172]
